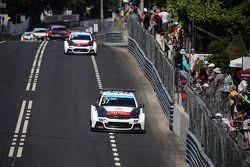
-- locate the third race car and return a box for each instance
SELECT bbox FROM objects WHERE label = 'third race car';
[90,89,145,133]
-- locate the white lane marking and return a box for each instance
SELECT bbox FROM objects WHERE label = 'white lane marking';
[113,152,119,156]
[9,100,33,158]
[32,41,48,91]
[22,120,29,134]
[8,147,15,157]
[17,147,23,157]
[115,162,121,167]
[91,56,103,90]
[114,157,120,161]
[91,55,122,166]
[28,100,33,109]
[26,42,44,91]
[0,41,6,44]
[14,101,26,133]
[26,41,48,91]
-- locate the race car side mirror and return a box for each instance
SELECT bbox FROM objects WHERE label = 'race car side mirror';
[93,101,99,107]
[64,37,69,41]
[138,104,144,108]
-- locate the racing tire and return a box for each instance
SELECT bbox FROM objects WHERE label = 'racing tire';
[64,50,69,55]
[90,121,95,131]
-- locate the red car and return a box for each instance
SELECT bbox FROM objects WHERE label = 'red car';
[46,25,71,40]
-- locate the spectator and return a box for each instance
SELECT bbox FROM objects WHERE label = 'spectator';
[196,61,209,85]
[241,100,250,149]
[190,48,198,76]
[213,68,225,107]
[238,78,248,94]
[207,63,216,84]
[180,49,190,72]
[180,78,188,111]
[222,70,234,101]
[159,7,169,34]
[142,8,150,30]
[222,70,234,118]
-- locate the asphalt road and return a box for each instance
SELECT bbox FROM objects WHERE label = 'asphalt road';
[0,40,186,167]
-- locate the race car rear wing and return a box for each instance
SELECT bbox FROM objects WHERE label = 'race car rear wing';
[99,88,135,93]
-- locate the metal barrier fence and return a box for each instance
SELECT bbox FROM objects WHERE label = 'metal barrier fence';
[186,130,214,167]
[128,14,174,128]
[128,13,250,167]
[128,14,175,100]
[185,85,250,167]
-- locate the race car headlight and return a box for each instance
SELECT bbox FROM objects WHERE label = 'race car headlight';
[88,41,94,46]
[130,108,140,118]
[68,40,75,46]
[96,106,108,117]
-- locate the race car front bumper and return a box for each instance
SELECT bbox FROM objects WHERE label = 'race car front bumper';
[66,46,96,54]
[91,113,145,132]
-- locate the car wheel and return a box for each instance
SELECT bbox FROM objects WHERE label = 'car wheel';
[90,121,95,131]
[64,50,69,55]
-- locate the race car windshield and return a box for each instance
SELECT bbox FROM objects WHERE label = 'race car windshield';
[51,27,66,31]
[34,29,46,32]
[71,35,91,40]
[101,97,136,107]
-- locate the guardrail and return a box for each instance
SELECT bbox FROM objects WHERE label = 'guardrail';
[186,130,214,167]
[128,16,175,129]
[128,13,250,167]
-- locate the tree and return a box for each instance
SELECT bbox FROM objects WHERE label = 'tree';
[226,35,248,59]
[165,0,250,36]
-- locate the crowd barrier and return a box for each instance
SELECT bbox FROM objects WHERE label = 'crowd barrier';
[128,13,250,167]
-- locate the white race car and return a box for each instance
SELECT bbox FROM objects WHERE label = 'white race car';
[90,89,145,133]
[64,32,97,55]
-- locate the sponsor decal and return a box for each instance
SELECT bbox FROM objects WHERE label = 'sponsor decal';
[108,111,130,116]
[73,41,88,46]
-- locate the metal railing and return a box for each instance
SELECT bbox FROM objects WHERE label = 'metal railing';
[128,13,250,167]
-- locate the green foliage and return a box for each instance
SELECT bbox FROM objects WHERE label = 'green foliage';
[226,35,248,59]
[165,0,250,35]
[207,39,230,71]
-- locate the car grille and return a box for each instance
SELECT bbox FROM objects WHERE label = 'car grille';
[105,122,132,128]
[73,49,89,52]
[107,115,131,119]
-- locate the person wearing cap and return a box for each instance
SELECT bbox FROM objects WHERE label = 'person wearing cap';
[207,63,216,85]
[140,8,150,31]
[180,49,190,72]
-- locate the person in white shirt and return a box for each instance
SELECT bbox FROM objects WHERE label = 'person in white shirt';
[159,7,169,32]
[238,78,248,94]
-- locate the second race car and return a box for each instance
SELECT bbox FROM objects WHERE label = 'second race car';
[64,32,97,55]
